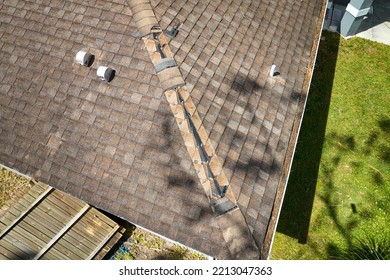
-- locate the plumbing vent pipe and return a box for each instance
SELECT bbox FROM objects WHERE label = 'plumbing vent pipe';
[76,51,94,67]
[270,64,280,77]
[97,66,115,82]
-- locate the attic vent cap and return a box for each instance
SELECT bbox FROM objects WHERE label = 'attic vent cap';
[97,66,115,82]
[270,64,280,77]
[76,51,94,67]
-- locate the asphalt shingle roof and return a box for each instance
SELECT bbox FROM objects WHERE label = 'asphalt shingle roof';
[0,0,326,259]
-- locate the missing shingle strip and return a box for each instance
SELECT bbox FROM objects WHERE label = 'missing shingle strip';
[156,43,167,58]
[179,91,231,203]
[130,13,238,212]
[168,88,237,215]
[141,27,238,214]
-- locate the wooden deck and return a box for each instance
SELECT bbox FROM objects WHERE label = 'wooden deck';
[0,181,124,260]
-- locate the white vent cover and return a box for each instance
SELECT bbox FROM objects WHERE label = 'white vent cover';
[270,64,280,77]
[97,66,115,82]
[76,51,94,67]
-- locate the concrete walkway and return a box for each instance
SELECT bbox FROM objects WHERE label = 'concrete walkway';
[355,0,390,45]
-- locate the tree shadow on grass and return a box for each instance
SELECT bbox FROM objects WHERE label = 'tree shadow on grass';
[276,30,390,258]
[293,117,390,259]
[275,31,340,244]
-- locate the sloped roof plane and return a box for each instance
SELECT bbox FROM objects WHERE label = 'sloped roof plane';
[0,0,326,259]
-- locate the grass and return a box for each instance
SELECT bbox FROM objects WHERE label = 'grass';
[111,227,207,260]
[271,31,390,259]
[0,167,31,211]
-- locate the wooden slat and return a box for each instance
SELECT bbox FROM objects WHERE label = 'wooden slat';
[82,210,115,235]
[88,208,118,228]
[40,247,71,260]
[29,180,46,189]
[22,208,61,236]
[37,198,77,224]
[11,213,64,250]
[84,213,114,230]
[13,196,35,211]
[0,207,20,226]
[16,184,46,206]
[2,191,83,234]
[0,217,14,231]
[51,219,103,258]
[16,219,54,243]
[49,238,88,259]
[93,227,126,260]
[9,196,50,224]
[7,224,46,252]
[32,206,110,246]
[87,224,120,259]
[0,186,53,238]
[54,223,96,251]
[51,190,86,210]
[71,216,111,242]
[56,232,94,257]
[1,180,122,260]
[33,204,90,260]
[6,210,92,259]
[45,194,81,216]
[5,202,25,216]
[23,185,45,201]
[62,222,102,247]
[0,252,10,260]
[0,236,28,258]
[0,244,24,260]
[31,204,91,260]
[26,208,96,254]
[2,231,39,259]
[0,243,22,260]
[72,209,114,239]
[21,209,94,258]
[15,182,48,204]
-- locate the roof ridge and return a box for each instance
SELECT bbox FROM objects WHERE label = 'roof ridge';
[126,0,259,260]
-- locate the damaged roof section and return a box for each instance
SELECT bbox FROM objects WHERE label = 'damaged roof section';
[0,0,326,259]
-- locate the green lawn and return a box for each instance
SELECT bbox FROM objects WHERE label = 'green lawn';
[271,31,390,259]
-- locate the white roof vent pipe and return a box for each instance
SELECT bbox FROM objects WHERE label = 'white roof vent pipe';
[76,51,94,67]
[97,66,115,82]
[270,64,280,77]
